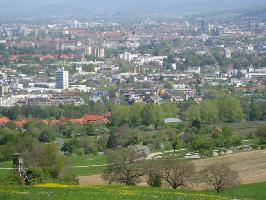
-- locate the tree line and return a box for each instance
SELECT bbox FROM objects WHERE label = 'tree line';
[103,147,240,193]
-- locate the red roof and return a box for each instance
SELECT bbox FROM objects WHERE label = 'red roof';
[0,117,10,125]
[14,120,28,127]
[81,115,108,124]
[0,114,109,127]
[69,118,83,124]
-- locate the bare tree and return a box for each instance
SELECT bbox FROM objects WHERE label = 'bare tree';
[201,163,239,193]
[102,148,144,185]
[160,159,195,189]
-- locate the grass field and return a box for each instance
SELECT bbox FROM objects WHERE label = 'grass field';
[0,155,107,179]
[0,182,265,200]
[0,161,12,180]
[220,121,265,136]
[219,182,266,200]
[0,185,231,200]
[66,154,107,176]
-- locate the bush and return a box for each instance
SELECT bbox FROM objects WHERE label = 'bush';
[59,173,79,185]
[147,173,162,187]
[26,167,45,184]
[6,174,25,186]
[251,144,259,150]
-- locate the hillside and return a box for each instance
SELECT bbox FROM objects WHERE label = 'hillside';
[0,185,231,200]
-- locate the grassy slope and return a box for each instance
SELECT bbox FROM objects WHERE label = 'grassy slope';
[0,185,230,200]
[66,155,107,176]
[1,183,266,200]
[217,182,266,200]
[0,161,12,180]
[0,155,107,179]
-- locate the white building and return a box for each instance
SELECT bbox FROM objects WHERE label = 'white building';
[188,66,201,74]
[55,67,69,90]
[245,67,266,78]
[225,48,232,59]
[94,47,105,59]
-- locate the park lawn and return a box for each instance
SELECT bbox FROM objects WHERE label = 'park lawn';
[66,154,107,166]
[0,161,12,168]
[218,182,266,200]
[66,154,107,176]
[72,166,106,176]
[0,185,231,200]
[0,155,107,178]
[0,161,12,180]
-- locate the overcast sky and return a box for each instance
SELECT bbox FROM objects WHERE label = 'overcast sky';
[0,0,265,18]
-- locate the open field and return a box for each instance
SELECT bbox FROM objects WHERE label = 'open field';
[78,150,266,186]
[219,181,266,200]
[0,185,232,200]
[0,151,266,199]
[1,150,266,185]
[0,155,107,180]
[192,150,266,184]
[67,154,107,176]
[0,182,265,200]
[219,121,265,136]
[0,161,12,180]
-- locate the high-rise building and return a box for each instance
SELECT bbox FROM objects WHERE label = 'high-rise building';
[199,20,208,33]
[55,67,69,90]
[225,48,232,59]
[85,46,93,56]
[0,85,9,97]
[85,46,105,59]
[94,47,105,59]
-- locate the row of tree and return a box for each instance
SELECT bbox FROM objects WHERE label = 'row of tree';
[103,148,239,193]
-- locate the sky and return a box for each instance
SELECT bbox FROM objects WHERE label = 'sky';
[0,0,266,18]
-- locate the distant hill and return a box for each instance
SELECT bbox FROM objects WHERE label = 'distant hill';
[244,8,266,18]
[0,0,266,18]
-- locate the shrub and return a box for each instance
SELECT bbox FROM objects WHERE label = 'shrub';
[147,173,162,187]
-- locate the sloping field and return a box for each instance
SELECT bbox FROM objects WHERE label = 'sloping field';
[0,185,230,200]
[79,150,266,186]
[192,150,266,184]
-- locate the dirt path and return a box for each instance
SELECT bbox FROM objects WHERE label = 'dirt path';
[78,174,106,185]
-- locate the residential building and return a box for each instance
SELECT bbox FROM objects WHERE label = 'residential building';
[55,67,69,90]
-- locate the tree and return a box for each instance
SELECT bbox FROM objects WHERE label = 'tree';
[221,126,233,137]
[141,104,157,126]
[256,124,266,144]
[218,96,244,122]
[192,135,214,157]
[129,103,143,127]
[145,161,162,188]
[160,159,195,189]
[171,137,181,152]
[24,143,69,180]
[38,127,56,143]
[184,105,201,122]
[201,163,239,193]
[106,134,118,149]
[111,105,130,126]
[36,144,65,179]
[103,148,144,185]
[200,100,219,123]
[249,101,263,121]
